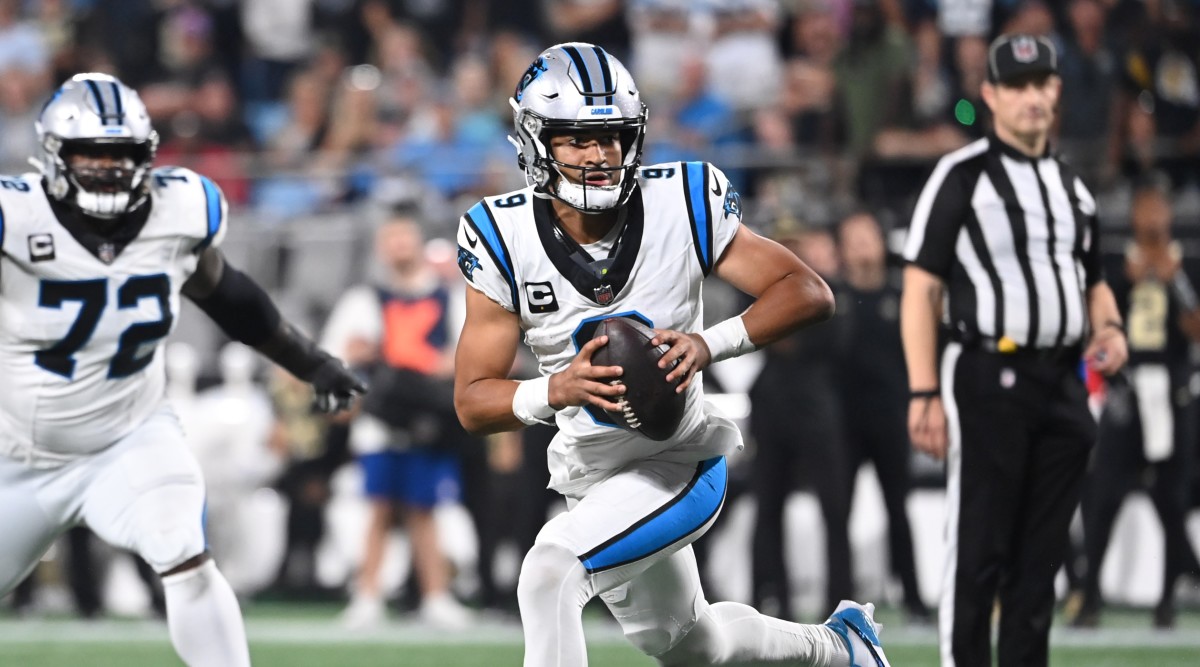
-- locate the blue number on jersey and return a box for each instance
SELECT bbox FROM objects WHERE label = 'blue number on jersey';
[493,193,527,208]
[35,275,173,380]
[35,279,107,378]
[154,172,189,187]
[0,177,31,192]
[110,274,174,378]
[641,168,675,179]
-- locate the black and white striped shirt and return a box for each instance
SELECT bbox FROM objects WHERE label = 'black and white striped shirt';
[903,134,1103,350]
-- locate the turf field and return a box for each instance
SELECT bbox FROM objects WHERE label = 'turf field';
[0,603,1197,666]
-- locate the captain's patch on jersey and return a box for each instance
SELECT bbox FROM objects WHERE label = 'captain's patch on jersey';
[524,281,559,313]
[28,234,55,262]
[458,246,481,281]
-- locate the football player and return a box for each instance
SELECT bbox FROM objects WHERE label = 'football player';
[0,74,364,666]
[453,44,889,667]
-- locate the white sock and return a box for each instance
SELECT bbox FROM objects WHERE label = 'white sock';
[162,560,251,667]
[517,543,595,667]
[663,601,851,666]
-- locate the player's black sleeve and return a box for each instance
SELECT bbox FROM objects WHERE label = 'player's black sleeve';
[185,250,283,347]
[184,249,366,411]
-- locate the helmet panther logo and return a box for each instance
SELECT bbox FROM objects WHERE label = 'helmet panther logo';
[514,57,548,102]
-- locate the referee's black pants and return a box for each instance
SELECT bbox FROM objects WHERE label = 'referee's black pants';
[941,343,1095,667]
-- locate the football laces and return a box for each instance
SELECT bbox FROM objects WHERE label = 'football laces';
[610,380,641,429]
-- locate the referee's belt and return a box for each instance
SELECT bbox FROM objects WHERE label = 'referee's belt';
[960,335,1081,362]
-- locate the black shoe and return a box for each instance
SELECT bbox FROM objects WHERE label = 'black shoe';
[1070,599,1101,629]
[1153,601,1176,629]
[903,599,933,625]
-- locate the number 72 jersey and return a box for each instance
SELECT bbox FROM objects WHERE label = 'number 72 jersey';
[0,168,226,464]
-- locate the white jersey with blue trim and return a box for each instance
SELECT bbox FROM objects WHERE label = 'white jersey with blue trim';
[457,161,744,491]
[0,167,227,465]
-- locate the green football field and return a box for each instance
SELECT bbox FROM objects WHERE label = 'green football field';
[1,603,1197,666]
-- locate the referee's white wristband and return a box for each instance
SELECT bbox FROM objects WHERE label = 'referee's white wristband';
[512,376,556,425]
[699,315,756,364]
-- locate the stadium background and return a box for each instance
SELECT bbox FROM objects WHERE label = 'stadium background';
[2,0,1200,665]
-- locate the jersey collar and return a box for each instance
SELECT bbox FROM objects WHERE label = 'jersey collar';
[46,187,153,265]
[534,191,644,305]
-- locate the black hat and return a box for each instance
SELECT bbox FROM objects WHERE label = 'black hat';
[987,34,1058,84]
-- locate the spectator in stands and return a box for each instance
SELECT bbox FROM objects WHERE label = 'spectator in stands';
[255,69,333,218]
[780,1,842,150]
[706,0,784,115]
[269,69,332,164]
[626,0,695,107]
[1075,181,1200,629]
[475,0,549,47]
[834,211,931,622]
[1057,0,1119,187]
[389,74,508,205]
[999,0,1058,37]
[323,206,473,630]
[864,18,970,207]
[375,0,472,74]
[318,64,386,205]
[643,53,741,168]
[138,5,222,126]
[545,0,630,60]
[1112,0,1200,188]
[871,19,969,161]
[0,0,49,168]
[749,222,852,620]
[240,0,315,104]
[833,0,912,160]
[0,0,50,88]
[156,72,255,205]
[747,106,811,221]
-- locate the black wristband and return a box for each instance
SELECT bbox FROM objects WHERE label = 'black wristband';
[1102,320,1125,334]
[910,389,940,400]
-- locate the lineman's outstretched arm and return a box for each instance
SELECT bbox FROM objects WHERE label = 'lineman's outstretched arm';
[182,247,366,413]
[453,286,624,435]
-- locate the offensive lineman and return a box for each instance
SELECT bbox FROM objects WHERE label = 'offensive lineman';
[0,74,365,666]
[453,43,890,667]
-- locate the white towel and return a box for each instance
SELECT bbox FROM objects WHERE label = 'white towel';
[1133,364,1173,462]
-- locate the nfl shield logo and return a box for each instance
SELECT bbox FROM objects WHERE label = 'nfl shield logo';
[98,242,116,264]
[1012,36,1038,63]
[594,284,614,305]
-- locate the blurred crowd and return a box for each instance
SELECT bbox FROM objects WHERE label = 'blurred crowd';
[5,0,1200,631]
[0,0,1196,230]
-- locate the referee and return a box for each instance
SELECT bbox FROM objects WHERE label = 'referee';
[900,35,1128,667]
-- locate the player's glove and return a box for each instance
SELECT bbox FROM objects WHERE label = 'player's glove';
[308,354,368,413]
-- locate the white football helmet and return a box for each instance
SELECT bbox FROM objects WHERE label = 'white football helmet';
[509,43,647,212]
[35,73,159,219]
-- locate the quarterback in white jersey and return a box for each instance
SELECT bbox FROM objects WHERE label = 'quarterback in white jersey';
[454,44,890,667]
[0,74,364,667]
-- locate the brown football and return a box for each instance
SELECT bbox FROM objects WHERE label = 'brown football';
[590,317,686,441]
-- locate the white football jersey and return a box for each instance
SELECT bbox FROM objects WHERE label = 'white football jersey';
[457,161,745,491]
[0,167,227,465]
